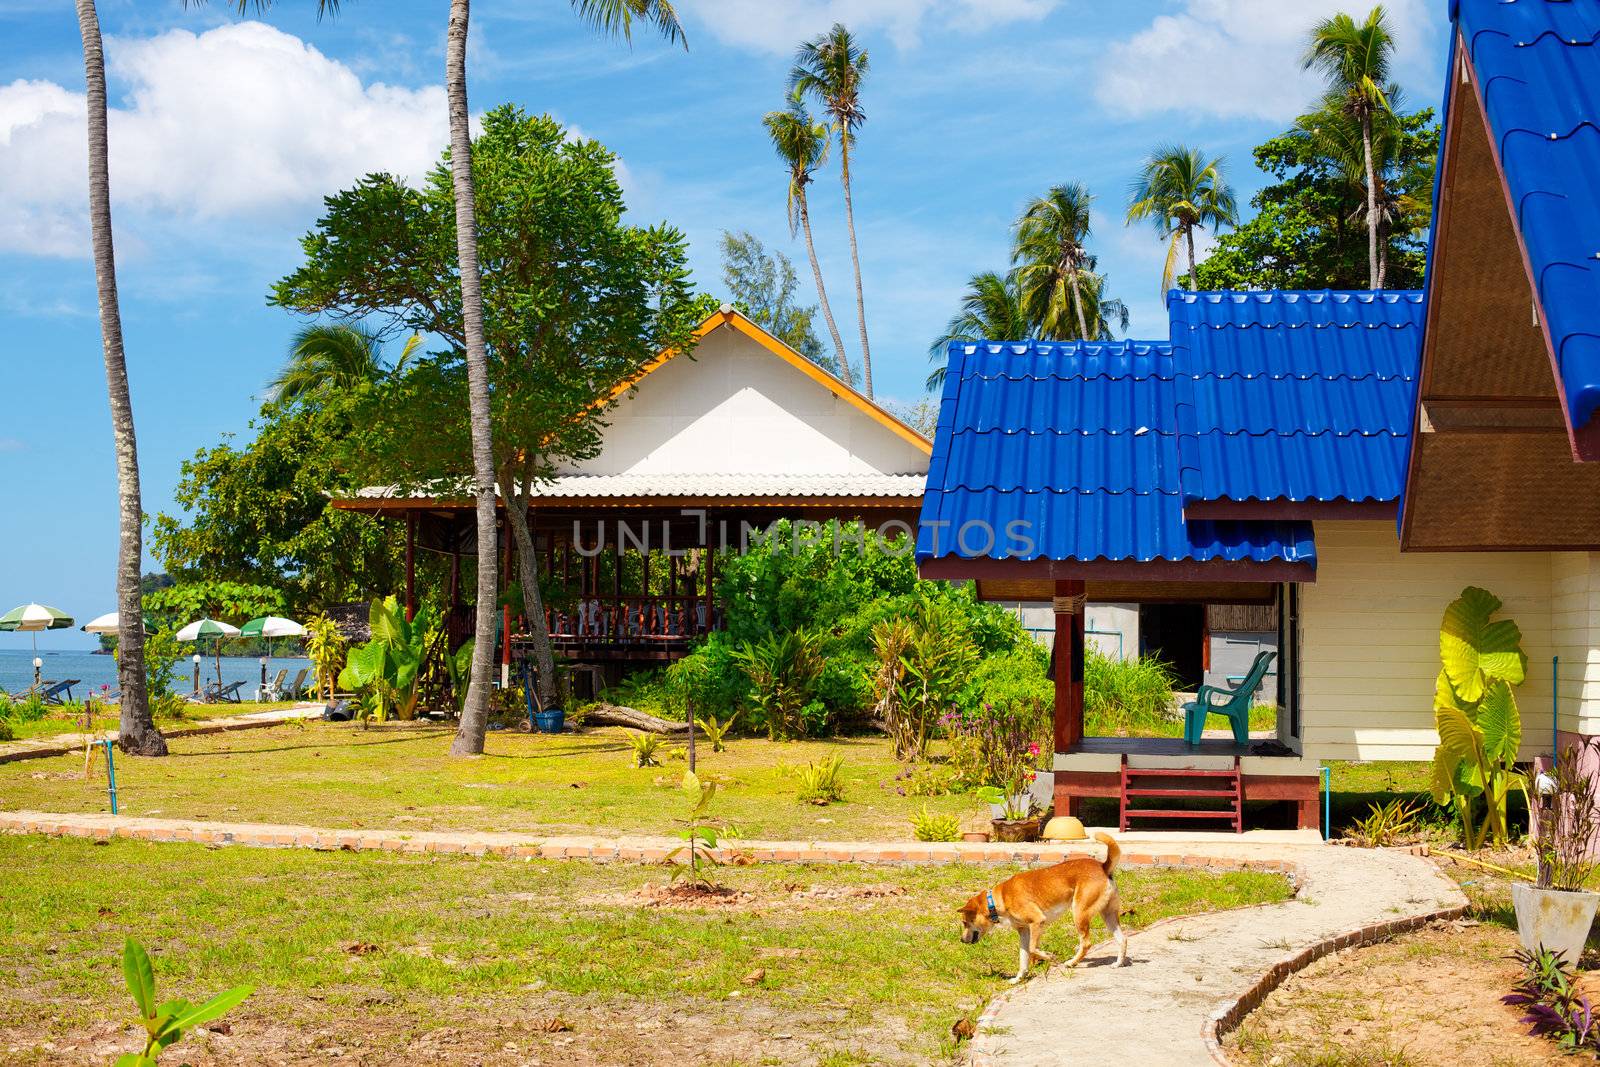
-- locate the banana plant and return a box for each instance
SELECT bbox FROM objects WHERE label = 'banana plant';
[337,596,435,722]
[1430,586,1529,849]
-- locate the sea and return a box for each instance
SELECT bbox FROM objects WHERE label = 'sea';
[0,648,313,699]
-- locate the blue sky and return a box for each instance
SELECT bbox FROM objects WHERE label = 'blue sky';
[0,0,1448,648]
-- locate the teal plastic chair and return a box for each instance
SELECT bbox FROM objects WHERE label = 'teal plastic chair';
[1183,651,1276,746]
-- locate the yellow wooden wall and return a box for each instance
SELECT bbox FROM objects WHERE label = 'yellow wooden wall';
[1298,521,1559,762]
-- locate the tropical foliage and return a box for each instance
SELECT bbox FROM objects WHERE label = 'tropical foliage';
[1430,586,1528,849]
[267,322,417,405]
[871,603,979,762]
[336,596,436,722]
[142,581,285,626]
[719,229,832,372]
[1126,143,1238,294]
[115,937,251,1066]
[732,628,827,741]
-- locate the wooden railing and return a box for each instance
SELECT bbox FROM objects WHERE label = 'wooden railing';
[544,596,716,644]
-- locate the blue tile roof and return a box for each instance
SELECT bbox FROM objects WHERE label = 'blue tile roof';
[1452,0,1600,435]
[916,338,1315,566]
[1170,290,1425,504]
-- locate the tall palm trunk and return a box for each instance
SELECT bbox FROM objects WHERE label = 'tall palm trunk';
[1360,110,1380,289]
[797,187,851,384]
[445,0,500,757]
[77,0,165,757]
[504,484,557,708]
[1185,225,1199,292]
[1064,254,1090,340]
[838,139,872,397]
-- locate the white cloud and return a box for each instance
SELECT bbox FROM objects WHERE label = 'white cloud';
[1095,0,1437,121]
[0,22,448,257]
[678,0,1058,54]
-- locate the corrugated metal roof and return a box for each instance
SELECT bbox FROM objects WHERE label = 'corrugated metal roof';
[352,473,926,500]
[1453,0,1600,436]
[1170,290,1424,504]
[916,339,1315,566]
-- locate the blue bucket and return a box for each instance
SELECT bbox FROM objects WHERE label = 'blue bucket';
[534,707,565,734]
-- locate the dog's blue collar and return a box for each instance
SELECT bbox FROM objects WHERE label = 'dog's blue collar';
[985,890,999,923]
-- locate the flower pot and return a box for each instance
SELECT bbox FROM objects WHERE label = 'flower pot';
[961,831,991,843]
[991,817,1041,843]
[534,707,565,734]
[1511,881,1600,966]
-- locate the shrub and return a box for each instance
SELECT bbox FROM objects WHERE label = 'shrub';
[732,628,826,740]
[1083,648,1178,735]
[795,754,846,805]
[871,602,978,762]
[901,762,959,797]
[911,806,962,842]
[2,693,48,726]
[628,731,664,768]
[303,613,347,703]
[1345,798,1423,848]
[0,718,11,742]
[694,711,738,753]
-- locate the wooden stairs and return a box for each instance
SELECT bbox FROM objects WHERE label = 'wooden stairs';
[1118,754,1243,833]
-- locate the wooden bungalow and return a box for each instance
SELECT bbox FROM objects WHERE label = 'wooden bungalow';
[333,306,929,681]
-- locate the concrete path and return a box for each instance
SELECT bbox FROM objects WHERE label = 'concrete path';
[0,703,322,764]
[967,842,1467,1067]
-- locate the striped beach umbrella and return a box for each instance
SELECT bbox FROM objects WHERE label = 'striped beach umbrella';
[176,618,241,689]
[238,616,305,640]
[0,603,75,659]
[81,610,151,636]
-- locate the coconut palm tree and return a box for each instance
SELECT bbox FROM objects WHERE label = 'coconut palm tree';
[75,0,166,756]
[1303,5,1394,290]
[925,272,1034,391]
[764,92,852,384]
[1297,85,1413,287]
[1125,144,1238,295]
[268,323,419,404]
[445,0,686,758]
[1012,182,1099,341]
[790,24,874,397]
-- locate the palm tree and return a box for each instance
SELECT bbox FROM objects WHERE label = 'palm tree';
[268,323,419,404]
[445,0,686,758]
[1297,85,1412,287]
[1303,5,1394,290]
[790,24,874,397]
[75,0,165,756]
[764,93,852,385]
[925,271,1033,390]
[1125,144,1238,295]
[1012,182,1098,341]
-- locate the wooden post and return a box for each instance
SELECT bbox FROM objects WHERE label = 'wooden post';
[404,510,417,622]
[1053,579,1086,754]
[704,543,716,633]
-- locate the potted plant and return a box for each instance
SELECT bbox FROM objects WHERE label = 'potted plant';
[1515,737,1600,966]
[978,776,1040,843]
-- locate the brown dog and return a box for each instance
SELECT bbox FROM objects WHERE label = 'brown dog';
[957,831,1129,981]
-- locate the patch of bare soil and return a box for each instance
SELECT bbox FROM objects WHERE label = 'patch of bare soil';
[1225,920,1574,1067]
[2,990,903,1066]
[636,881,754,908]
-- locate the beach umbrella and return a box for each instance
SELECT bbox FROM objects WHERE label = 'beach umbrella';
[0,602,75,665]
[239,617,306,688]
[175,618,241,689]
[81,611,151,636]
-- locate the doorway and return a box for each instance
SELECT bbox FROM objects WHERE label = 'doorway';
[1138,603,1205,690]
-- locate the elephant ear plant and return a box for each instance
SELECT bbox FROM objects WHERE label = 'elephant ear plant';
[1430,586,1529,850]
[115,938,250,1065]
[337,596,437,722]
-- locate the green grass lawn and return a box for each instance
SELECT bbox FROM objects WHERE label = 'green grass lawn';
[0,835,1290,1065]
[4,700,301,742]
[0,722,989,841]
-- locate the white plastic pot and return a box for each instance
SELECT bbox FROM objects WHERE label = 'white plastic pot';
[1511,881,1600,966]
[987,793,1032,820]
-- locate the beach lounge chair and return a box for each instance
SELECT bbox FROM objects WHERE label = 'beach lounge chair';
[1182,651,1275,746]
[39,679,80,705]
[285,667,309,700]
[258,668,289,702]
[212,680,246,704]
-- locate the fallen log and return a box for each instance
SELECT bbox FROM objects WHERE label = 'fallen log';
[580,703,700,737]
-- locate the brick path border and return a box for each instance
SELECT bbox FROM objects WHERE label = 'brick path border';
[1199,896,1471,1065]
[0,811,1306,875]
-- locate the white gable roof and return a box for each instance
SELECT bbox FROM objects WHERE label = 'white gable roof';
[552,309,929,496]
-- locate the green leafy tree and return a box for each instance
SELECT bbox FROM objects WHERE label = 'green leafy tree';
[1303,5,1395,288]
[718,230,833,373]
[143,581,286,625]
[1126,144,1238,294]
[152,397,402,614]
[791,23,874,396]
[1194,109,1436,291]
[273,106,700,743]
[764,91,851,381]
